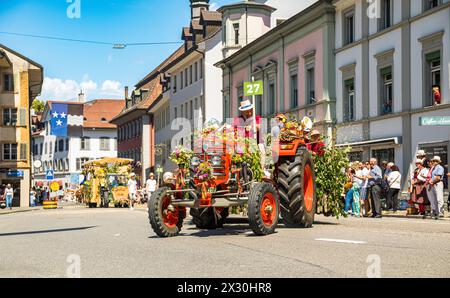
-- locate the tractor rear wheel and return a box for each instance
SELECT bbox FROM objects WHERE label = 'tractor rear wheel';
[190,207,229,229]
[278,146,317,228]
[248,182,279,236]
[148,187,184,237]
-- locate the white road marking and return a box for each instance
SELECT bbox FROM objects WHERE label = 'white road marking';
[315,238,367,244]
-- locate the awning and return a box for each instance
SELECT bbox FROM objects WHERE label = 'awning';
[336,137,402,148]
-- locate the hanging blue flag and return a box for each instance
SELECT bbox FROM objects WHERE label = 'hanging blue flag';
[51,103,69,137]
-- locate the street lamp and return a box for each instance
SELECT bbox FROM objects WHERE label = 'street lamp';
[113,44,126,49]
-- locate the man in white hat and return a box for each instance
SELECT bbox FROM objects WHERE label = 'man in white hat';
[233,100,261,140]
[429,156,445,218]
[233,100,271,178]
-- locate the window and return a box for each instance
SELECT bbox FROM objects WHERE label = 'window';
[65,139,69,151]
[80,137,90,150]
[100,137,110,151]
[190,101,193,120]
[174,107,178,120]
[237,86,244,110]
[3,74,14,92]
[233,23,240,45]
[173,75,177,93]
[348,151,363,163]
[58,139,64,152]
[424,0,442,11]
[268,82,276,115]
[379,0,393,31]
[290,74,298,109]
[40,144,43,155]
[189,65,193,85]
[3,108,17,126]
[185,102,188,119]
[344,79,356,122]
[200,59,203,79]
[256,94,263,116]
[181,105,184,120]
[194,62,198,81]
[380,68,393,115]
[185,69,188,88]
[44,143,48,155]
[76,158,90,171]
[425,51,441,107]
[3,144,18,160]
[180,72,183,90]
[343,8,355,45]
[306,67,315,104]
[372,148,395,166]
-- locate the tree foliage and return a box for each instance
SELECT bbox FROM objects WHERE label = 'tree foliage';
[314,146,351,218]
[32,99,45,112]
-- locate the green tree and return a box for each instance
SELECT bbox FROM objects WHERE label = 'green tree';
[314,146,351,218]
[32,99,45,112]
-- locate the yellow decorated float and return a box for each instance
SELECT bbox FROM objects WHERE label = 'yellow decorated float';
[81,158,134,208]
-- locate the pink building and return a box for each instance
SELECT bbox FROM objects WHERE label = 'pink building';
[215,0,336,141]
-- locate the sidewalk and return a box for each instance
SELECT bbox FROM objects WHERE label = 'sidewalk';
[0,207,41,215]
[381,210,450,220]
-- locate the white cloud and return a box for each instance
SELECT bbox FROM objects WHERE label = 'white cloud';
[210,2,219,11]
[101,80,122,97]
[39,77,123,101]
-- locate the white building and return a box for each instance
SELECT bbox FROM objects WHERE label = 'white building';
[334,0,450,186]
[32,97,124,188]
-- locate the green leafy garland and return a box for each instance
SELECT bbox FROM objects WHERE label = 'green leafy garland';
[313,146,350,218]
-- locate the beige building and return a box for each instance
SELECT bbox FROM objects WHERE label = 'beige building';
[0,44,43,207]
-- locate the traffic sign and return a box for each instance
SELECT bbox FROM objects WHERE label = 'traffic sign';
[244,81,264,96]
[50,181,60,192]
[46,170,54,180]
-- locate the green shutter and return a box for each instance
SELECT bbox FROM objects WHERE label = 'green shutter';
[426,51,440,62]
[380,67,392,76]
[345,78,354,87]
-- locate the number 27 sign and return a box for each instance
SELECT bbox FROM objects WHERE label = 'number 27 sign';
[244,81,264,96]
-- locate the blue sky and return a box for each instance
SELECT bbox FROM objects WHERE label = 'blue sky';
[0,0,234,101]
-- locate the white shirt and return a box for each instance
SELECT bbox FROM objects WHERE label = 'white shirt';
[4,188,13,196]
[354,169,365,187]
[127,179,137,194]
[417,168,429,182]
[361,167,370,187]
[387,171,402,189]
[146,179,157,192]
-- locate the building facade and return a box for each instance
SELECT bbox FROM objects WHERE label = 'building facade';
[334,0,450,186]
[0,44,43,207]
[32,98,124,188]
[216,0,336,141]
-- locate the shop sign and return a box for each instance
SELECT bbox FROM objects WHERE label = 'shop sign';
[7,170,24,178]
[420,117,450,126]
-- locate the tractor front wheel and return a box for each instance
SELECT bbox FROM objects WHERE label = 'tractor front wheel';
[248,182,279,236]
[148,188,183,237]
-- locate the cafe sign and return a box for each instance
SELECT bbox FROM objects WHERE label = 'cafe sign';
[420,116,450,126]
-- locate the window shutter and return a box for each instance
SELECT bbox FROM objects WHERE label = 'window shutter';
[345,78,354,87]
[380,67,392,76]
[13,73,19,93]
[426,51,440,62]
[20,143,27,160]
[19,108,27,127]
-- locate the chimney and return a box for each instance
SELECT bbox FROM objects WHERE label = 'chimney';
[125,86,129,100]
[78,90,85,103]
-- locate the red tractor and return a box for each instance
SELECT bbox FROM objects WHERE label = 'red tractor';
[148,122,316,237]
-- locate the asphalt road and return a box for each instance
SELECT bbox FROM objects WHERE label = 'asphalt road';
[1,207,449,278]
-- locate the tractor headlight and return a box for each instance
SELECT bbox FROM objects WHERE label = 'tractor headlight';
[191,156,200,167]
[211,155,223,166]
